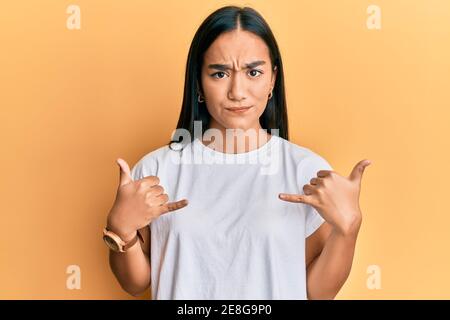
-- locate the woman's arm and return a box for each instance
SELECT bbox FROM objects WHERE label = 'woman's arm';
[305,220,360,299]
[108,225,151,297]
[107,158,187,297]
[280,159,371,299]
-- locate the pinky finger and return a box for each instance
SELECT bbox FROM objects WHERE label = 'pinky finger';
[167,199,189,211]
[278,193,314,205]
[158,199,189,215]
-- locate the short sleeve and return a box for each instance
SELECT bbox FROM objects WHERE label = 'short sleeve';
[130,156,157,181]
[130,160,144,181]
[296,154,333,238]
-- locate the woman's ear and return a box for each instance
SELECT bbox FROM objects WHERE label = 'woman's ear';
[196,80,203,96]
[271,66,278,88]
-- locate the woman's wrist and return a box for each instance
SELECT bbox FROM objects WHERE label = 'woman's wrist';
[106,220,137,243]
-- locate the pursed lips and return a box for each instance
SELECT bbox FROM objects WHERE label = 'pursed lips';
[225,106,253,111]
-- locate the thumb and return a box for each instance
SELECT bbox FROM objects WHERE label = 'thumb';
[349,159,372,183]
[116,158,132,187]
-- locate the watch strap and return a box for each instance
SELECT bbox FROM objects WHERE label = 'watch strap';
[120,229,145,252]
[104,227,145,252]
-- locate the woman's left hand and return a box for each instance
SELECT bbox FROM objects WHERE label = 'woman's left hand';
[279,159,372,236]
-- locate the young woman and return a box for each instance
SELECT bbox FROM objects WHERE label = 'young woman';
[103,6,371,300]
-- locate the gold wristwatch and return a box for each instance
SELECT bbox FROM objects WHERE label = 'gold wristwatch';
[102,227,144,253]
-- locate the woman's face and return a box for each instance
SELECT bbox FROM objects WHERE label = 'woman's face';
[200,29,277,133]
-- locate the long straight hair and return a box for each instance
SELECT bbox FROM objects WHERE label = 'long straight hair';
[171,6,289,147]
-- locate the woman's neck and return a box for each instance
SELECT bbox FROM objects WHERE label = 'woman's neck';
[201,121,272,154]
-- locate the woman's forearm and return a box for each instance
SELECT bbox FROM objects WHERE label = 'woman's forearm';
[306,225,359,300]
[108,233,151,297]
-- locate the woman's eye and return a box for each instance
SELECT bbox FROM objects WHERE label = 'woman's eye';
[211,70,262,79]
[211,72,227,79]
[248,69,263,78]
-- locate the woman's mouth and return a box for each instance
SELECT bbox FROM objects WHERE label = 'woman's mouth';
[225,106,253,114]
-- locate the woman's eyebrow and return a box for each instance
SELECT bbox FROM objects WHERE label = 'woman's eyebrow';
[207,60,266,71]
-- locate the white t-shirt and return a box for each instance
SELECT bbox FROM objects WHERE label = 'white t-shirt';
[130,135,332,299]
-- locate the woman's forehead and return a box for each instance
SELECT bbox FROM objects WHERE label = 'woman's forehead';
[203,30,270,66]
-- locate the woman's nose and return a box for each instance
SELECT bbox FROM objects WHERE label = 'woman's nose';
[227,74,247,102]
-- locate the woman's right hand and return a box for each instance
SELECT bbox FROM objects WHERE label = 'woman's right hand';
[106,158,188,241]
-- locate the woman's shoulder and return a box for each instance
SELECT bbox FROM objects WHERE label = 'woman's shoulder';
[130,142,182,180]
[140,143,172,161]
[278,137,333,170]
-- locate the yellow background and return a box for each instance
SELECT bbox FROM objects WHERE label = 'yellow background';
[0,0,449,299]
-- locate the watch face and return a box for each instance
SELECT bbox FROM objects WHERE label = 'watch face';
[103,235,120,252]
